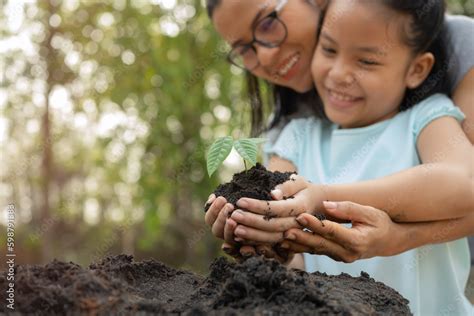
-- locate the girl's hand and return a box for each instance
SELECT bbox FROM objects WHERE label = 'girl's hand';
[280,201,401,263]
[229,175,322,244]
[235,175,331,220]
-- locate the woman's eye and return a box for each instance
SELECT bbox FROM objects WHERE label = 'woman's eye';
[237,46,252,57]
[257,18,276,33]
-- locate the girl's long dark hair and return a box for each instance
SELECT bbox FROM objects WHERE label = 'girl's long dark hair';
[380,0,451,110]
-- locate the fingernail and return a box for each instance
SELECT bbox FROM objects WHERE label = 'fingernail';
[296,215,308,226]
[235,227,246,236]
[242,252,253,257]
[280,242,290,249]
[232,210,244,221]
[237,199,248,208]
[206,194,214,204]
[234,237,244,242]
[271,189,282,198]
[284,233,296,240]
[323,201,338,210]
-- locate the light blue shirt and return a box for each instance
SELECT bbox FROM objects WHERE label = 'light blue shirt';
[264,94,472,316]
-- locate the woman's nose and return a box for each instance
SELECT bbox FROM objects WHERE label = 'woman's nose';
[255,45,280,69]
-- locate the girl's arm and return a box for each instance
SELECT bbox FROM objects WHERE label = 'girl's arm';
[452,68,474,143]
[238,119,472,225]
[315,116,473,222]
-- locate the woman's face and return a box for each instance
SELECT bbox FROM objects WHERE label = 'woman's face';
[212,0,321,93]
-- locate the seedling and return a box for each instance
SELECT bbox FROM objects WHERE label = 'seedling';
[206,136,266,177]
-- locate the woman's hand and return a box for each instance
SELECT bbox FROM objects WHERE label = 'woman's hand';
[280,201,402,263]
[204,194,297,264]
[204,194,260,258]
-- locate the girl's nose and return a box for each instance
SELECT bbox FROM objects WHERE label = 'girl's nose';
[329,60,355,86]
[255,45,280,69]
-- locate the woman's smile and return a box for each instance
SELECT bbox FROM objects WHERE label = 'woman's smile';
[275,52,301,80]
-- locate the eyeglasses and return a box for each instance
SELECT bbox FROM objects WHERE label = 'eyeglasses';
[227,0,288,70]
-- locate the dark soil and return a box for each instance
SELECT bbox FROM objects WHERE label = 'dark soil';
[204,163,295,212]
[0,254,411,315]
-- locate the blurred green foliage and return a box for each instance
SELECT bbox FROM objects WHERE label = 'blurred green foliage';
[0,0,472,273]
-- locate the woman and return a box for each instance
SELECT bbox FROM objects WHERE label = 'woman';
[204,0,474,267]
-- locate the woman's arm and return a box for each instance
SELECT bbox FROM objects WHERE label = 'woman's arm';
[280,200,474,263]
[452,68,474,143]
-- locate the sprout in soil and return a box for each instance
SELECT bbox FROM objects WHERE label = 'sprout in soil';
[206,136,266,177]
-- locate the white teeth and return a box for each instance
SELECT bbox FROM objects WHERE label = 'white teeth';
[278,54,300,77]
[329,90,358,102]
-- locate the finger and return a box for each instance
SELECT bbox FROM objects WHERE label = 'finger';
[271,174,307,200]
[295,213,354,245]
[222,243,245,262]
[223,218,238,244]
[231,210,300,232]
[285,228,354,261]
[211,203,234,239]
[206,194,216,205]
[234,224,285,243]
[240,245,257,257]
[236,196,308,217]
[256,244,274,258]
[204,196,227,227]
[323,201,378,224]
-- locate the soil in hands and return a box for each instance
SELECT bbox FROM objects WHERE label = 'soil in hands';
[0,255,411,315]
[204,163,295,212]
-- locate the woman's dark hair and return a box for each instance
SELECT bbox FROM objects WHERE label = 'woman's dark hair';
[378,0,450,110]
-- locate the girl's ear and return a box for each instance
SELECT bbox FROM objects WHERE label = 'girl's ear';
[405,52,435,89]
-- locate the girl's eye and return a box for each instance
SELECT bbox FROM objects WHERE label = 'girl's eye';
[359,59,379,66]
[322,46,336,55]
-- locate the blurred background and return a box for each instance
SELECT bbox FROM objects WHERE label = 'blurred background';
[0,0,473,277]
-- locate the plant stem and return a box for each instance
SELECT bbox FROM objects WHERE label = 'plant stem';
[244,160,247,171]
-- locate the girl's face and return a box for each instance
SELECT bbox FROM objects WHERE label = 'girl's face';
[311,0,433,129]
[212,0,321,93]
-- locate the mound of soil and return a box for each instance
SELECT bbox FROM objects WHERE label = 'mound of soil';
[0,255,411,315]
[204,163,295,212]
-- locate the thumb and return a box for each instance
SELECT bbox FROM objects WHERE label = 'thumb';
[323,201,377,224]
[271,174,307,201]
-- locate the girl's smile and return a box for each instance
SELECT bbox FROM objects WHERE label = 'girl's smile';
[325,88,365,111]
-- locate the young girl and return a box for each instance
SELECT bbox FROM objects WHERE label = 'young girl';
[225,0,473,314]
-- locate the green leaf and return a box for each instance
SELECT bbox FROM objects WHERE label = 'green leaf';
[233,138,260,167]
[206,136,234,177]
